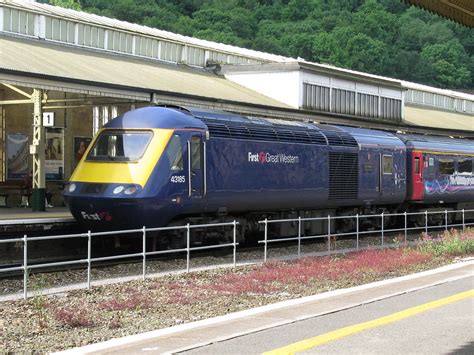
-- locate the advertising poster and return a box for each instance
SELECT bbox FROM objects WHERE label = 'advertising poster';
[45,127,64,180]
[74,137,92,166]
[7,133,29,180]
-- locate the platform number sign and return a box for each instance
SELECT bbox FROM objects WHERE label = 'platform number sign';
[42,112,55,127]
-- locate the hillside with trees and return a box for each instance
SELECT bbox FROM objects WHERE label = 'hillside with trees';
[42,0,473,90]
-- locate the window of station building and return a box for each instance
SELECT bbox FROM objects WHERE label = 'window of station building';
[187,46,205,67]
[356,93,378,118]
[190,136,201,170]
[458,160,472,174]
[439,159,455,175]
[380,97,402,121]
[332,88,356,116]
[166,135,183,171]
[383,155,393,175]
[160,41,182,63]
[303,83,330,112]
[3,8,35,36]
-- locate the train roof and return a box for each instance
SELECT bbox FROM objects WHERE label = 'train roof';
[186,107,406,150]
[398,134,474,155]
[104,106,207,130]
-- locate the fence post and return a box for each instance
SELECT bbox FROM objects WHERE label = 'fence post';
[297,216,301,259]
[23,234,28,300]
[445,209,448,231]
[381,212,384,248]
[404,212,407,246]
[356,214,359,251]
[327,215,331,253]
[425,210,428,234]
[87,230,91,290]
[462,209,465,232]
[186,223,190,272]
[142,226,146,280]
[233,220,237,267]
[264,218,268,263]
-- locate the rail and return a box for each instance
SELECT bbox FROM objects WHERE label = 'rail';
[1,208,473,300]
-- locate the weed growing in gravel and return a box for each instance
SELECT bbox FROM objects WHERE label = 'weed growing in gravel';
[419,229,474,256]
[99,292,154,311]
[30,274,49,329]
[54,307,95,328]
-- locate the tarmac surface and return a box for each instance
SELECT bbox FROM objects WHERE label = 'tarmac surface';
[57,258,474,355]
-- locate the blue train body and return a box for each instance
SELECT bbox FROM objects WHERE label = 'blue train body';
[63,106,474,234]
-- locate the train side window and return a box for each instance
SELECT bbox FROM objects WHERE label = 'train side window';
[439,159,454,175]
[383,155,393,175]
[191,136,201,170]
[166,135,183,171]
[414,157,420,174]
[458,159,472,174]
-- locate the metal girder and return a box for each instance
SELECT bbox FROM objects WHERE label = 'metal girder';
[32,89,45,190]
[2,83,32,99]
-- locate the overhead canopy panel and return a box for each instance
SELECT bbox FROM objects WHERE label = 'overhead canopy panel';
[0,36,291,108]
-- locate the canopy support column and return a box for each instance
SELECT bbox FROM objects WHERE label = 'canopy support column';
[31,89,46,211]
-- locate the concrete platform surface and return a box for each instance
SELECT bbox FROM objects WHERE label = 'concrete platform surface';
[0,206,73,221]
[56,259,474,355]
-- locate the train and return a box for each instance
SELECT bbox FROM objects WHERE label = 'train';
[64,106,474,243]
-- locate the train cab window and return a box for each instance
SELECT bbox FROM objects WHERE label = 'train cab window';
[191,136,201,170]
[414,157,420,174]
[383,155,393,175]
[439,159,455,175]
[165,135,183,171]
[87,130,152,162]
[458,159,472,174]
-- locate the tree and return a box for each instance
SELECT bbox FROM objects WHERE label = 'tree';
[420,40,471,88]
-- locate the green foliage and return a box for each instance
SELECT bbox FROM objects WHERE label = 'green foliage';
[419,229,474,256]
[45,0,473,89]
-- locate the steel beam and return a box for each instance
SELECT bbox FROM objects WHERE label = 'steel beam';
[31,89,46,210]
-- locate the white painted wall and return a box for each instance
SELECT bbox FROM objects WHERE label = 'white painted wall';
[224,70,301,108]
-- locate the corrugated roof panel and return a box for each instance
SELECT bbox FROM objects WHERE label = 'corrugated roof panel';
[0,36,291,108]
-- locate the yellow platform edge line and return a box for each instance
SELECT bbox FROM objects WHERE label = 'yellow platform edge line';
[263,289,474,355]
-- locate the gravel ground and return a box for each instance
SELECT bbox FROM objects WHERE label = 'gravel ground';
[0,246,464,353]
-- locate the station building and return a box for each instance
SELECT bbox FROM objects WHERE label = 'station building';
[0,0,473,209]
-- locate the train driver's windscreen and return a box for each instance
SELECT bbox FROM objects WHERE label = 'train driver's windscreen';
[87,130,152,162]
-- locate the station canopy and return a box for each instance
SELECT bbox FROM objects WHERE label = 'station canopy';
[0,36,291,109]
[404,0,473,28]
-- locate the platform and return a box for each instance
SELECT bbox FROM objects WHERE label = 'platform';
[0,206,73,221]
[57,259,474,354]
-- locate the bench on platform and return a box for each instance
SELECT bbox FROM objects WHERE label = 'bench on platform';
[0,181,30,208]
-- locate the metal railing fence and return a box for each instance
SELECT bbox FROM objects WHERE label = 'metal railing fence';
[0,220,239,300]
[259,209,474,262]
[0,208,473,299]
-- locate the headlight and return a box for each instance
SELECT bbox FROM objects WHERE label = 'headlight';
[113,186,124,194]
[68,183,76,193]
[124,186,138,195]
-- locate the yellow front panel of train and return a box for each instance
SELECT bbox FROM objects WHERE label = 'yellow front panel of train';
[70,128,173,187]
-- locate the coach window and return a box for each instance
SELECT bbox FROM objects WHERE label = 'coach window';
[439,159,455,175]
[166,135,183,171]
[383,155,393,175]
[458,159,472,174]
[191,136,201,170]
[414,157,420,174]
